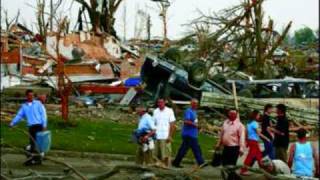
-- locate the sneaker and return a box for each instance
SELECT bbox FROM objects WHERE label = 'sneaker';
[40,152,45,158]
[23,158,42,166]
[172,163,184,168]
[199,162,208,168]
[240,170,250,176]
[172,161,183,168]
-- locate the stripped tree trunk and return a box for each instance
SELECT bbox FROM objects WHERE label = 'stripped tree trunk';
[75,0,123,37]
[253,0,263,78]
[147,15,151,48]
[156,1,171,48]
[163,8,169,48]
[50,0,53,32]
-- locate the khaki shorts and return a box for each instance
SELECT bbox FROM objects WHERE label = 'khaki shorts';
[155,140,171,161]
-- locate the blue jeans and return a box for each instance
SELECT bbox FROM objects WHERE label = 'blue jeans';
[172,136,204,165]
[263,140,275,159]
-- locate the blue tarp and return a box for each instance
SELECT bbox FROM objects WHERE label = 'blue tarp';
[124,77,141,87]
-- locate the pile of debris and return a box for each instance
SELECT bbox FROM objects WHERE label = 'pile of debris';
[1,22,149,112]
[1,23,143,93]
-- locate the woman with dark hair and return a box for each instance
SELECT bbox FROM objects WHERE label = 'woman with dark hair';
[240,110,271,175]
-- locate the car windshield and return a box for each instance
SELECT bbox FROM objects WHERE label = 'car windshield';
[175,69,188,79]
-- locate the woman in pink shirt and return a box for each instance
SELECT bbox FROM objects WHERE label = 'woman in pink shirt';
[216,110,246,166]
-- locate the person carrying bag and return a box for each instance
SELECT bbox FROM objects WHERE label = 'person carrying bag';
[211,146,223,167]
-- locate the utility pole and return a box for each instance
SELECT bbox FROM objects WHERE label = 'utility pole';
[147,15,151,49]
[133,4,139,39]
[122,1,127,42]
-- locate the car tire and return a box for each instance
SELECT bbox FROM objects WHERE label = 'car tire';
[188,61,207,87]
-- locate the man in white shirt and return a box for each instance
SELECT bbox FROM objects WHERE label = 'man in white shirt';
[153,98,176,167]
[261,157,291,176]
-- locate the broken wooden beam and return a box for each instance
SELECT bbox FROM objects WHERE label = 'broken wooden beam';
[53,64,99,75]
[201,92,319,124]
[78,84,142,94]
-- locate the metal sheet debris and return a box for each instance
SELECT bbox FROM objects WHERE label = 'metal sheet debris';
[120,88,137,105]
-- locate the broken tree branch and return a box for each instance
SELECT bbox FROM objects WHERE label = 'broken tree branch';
[89,164,201,180]
[263,21,292,60]
[1,174,12,180]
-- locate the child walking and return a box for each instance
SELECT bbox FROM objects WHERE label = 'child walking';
[240,110,271,175]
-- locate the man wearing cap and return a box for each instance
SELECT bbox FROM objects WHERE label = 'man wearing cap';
[261,157,291,176]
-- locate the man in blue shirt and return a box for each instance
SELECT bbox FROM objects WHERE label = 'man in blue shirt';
[135,105,156,166]
[10,89,47,165]
[172,99,206,168]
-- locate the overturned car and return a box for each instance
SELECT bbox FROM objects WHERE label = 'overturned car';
[140,55,230,102]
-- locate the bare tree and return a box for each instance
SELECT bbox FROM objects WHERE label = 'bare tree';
[49,0,53,31]
[147,15,152,47]
[156,0,171,48]
[3,9,20,31]
[36,0,46,40]
[74,0,123,37]
[133,4,139,39]
[188,0,291,78]
[43,16,72,122]
[33,0,62,45]
[135,8,149,40]
[122,0,127,42]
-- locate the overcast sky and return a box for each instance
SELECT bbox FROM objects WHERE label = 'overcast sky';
[2,0,319,40]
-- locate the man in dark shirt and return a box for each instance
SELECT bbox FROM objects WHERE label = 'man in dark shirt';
[272,104,289,162]
[261,104,274,159]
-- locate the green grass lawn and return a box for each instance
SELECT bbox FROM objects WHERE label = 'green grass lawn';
[1,115,216,159]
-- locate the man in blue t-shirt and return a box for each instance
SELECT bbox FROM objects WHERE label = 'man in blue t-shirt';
[172,99,206,168]
[135,105,156,166]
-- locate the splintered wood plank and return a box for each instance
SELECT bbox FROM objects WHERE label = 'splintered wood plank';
[23,56,47,65]
[78,85,130,94]
[54,65,99,75]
